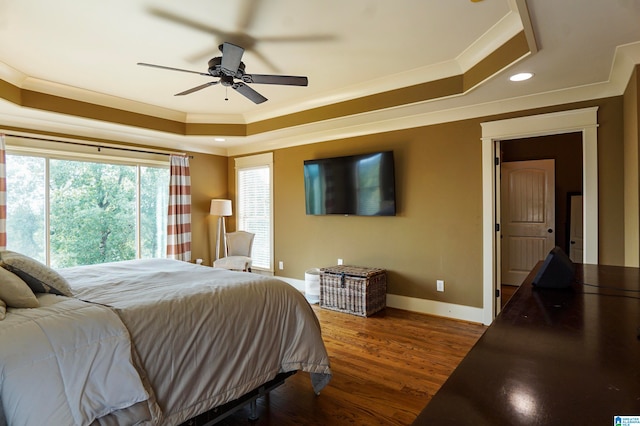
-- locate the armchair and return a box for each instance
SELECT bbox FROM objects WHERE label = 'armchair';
[213,231,255,272]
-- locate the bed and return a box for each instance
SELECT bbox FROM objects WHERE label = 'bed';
[0,254,332,426]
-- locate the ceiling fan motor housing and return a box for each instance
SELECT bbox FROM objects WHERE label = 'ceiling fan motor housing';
[208,57,246,80]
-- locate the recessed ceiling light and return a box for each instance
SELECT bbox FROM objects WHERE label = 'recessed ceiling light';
[214,137,226,142]
[510,72,534,82]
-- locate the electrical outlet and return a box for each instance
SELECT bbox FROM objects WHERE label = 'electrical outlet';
[338,258,344,265]
[437,280,445,292]
[278,261,284,270]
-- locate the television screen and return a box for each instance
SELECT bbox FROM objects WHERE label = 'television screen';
[303,151,396,216]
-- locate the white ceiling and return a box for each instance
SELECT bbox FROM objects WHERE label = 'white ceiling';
[1,0,640,155]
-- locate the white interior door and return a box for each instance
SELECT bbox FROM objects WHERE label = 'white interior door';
[569,195,584,262]
[501,159,556,286]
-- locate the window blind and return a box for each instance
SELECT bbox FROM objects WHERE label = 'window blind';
[236,158,272,270]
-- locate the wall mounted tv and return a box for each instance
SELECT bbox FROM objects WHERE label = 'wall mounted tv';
[303,151,396,216]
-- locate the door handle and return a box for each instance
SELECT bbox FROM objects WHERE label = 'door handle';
[547,228,553,233]
[570,240,576,245]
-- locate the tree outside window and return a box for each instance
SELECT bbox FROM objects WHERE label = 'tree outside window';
[6,155,46,263]
[6,154,169,267]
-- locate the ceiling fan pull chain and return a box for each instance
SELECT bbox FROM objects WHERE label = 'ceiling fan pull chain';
[225,87,229,101]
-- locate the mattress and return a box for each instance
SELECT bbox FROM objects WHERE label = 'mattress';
[0,258,331,426]
[64,258,332,425]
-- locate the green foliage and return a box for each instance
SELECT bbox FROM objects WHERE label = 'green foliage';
[6,155,169,268]
[6,156,46,263]
[49,160,137,267]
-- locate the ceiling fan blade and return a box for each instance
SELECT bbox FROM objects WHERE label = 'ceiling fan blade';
[186,46,219,63]
[175,81,219,96]
[259,34,337,43]
[248,48,281,73]
[243,74,308,86]
[236,0,261,32]
[221,42,244,76]
[138,62,210,77]
[148,7,224,37]
[233,82,268,104]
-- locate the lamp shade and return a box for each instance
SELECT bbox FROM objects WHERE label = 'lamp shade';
[210,199,232,216]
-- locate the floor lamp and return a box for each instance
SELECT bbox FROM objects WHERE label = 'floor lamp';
[210,199,232,261]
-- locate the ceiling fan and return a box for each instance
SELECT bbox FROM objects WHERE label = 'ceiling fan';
[147,3,335,71]
[137,42,308,104]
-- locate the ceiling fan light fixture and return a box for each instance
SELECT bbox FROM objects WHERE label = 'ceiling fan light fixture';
[510,72,534,82]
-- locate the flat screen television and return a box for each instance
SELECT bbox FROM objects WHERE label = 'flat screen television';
[303,151,396,216]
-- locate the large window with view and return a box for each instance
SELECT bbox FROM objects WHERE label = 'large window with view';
[236,153,273,271]
[6,153,169,268]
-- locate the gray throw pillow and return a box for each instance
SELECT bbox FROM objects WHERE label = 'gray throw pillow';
[0,251,72,297]
[0,266,39,308]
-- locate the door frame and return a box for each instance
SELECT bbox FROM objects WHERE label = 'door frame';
[567,192,584,262]
[480,107,599,325]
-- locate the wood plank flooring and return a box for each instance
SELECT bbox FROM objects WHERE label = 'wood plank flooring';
[211,305,486,425]
[501,284,518,309]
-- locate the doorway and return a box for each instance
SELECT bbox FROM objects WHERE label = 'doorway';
[480,107,599,325]
[499,134,584,307]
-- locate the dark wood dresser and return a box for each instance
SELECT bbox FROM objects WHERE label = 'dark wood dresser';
[413,263,640,425]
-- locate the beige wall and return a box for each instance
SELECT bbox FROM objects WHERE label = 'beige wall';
[596,97,626,265]
[227,97,624,310]
[187,151,228,267]
[272,123,484,307]
[624,65,640,266]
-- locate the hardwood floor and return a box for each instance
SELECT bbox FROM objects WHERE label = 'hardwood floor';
[501,284,519,309]
[211,305,486,425]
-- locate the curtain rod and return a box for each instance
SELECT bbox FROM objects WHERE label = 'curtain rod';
[2,133,193,159]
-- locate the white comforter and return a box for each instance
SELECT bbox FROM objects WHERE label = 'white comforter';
[0,294,150,426]
[64,259,332,425]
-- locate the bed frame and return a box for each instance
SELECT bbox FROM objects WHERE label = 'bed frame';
[182,371,297,426]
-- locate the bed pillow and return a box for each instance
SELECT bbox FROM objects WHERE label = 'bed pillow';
[0,251,72,297]
[0,298,6,320]
[0,266,39,308]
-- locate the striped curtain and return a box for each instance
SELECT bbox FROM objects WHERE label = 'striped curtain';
[166,155,191,261]
[0,135,6,251]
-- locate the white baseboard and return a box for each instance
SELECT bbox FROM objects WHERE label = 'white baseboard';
[385,294,484,324]
[278,277,484,324]
[277,276,306,292]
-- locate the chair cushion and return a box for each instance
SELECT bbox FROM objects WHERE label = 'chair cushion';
[213,256,252,271]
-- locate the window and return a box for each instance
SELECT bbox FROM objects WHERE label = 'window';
[236,153,273,271]
[6,149,169,267]
[6,155,46,262]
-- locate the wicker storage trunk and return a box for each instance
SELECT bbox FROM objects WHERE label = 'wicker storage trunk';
[319,265,386,317]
